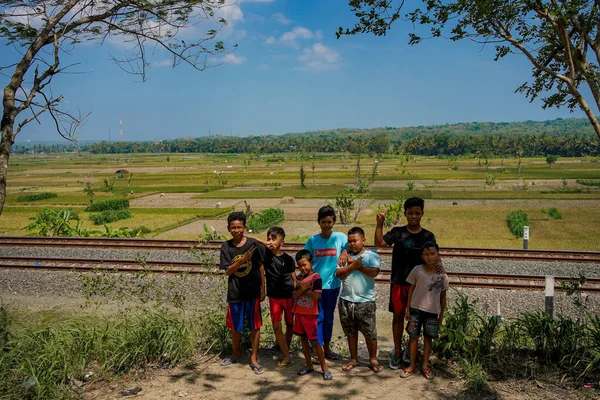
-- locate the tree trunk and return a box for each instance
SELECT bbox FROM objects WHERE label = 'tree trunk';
[0,125,15,215]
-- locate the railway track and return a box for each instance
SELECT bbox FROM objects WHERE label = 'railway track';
[1,236,600,263]
[1,255,599,293]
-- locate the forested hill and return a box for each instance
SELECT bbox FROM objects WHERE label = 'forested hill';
[13,117,600,157]
[279,118,597,141]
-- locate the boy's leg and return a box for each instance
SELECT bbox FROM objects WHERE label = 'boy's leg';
[270,299,292,363]
[301,337,313,370]
[339,298,359,370]
[320,287,340,357]
[311,341,329,374]
[232,331,242,361]
[400,308,422,377]
[285,323,294,350]
[250,328,261,367]
[366,339,379,367]
[273,321,292,363]
[389,284,409,362]
[408,336,419,370]
[422,336,432,371]
[357,301,380,369]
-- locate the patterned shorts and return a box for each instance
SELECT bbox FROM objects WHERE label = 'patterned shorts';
[338,298,377,342]
[406,307,439,339]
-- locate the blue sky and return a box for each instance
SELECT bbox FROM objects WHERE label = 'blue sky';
[2,0,588,143]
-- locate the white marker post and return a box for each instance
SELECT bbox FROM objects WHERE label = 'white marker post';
[523,226,529,250]
[545,276,555,318]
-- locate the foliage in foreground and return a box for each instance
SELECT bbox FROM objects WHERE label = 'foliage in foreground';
[435,292,600,390]
[506,210,529,238]
[16,192,58,202]
[89,210,132,225]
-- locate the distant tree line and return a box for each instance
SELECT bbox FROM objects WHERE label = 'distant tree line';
[12,118,600,157]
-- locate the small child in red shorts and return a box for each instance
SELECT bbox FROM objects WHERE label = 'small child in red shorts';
[263,227,296,370]
[293,250,332,381]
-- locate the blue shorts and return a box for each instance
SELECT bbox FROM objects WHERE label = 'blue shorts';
[226,298,262,333]
[406,308,439,339]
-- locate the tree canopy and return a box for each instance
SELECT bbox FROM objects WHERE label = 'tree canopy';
[0,0,232,214]
[338,0,600,139]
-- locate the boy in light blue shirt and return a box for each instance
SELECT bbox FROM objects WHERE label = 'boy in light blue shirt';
[336,226,382,373]
[304,205,348,359]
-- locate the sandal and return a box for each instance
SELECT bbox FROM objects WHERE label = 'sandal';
[322,370,333,381]
[399,367,416,378]
[341,363,357,372]
[422,368,435,380]
[325,352,341,361]
[275,359,294,371]
[388,351,401,370]
[369,363,384,373]
[219,357,242,367]
[297,367,314,376]
[250,364,264,375]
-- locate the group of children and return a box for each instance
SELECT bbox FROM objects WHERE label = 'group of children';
[218,197,449,381]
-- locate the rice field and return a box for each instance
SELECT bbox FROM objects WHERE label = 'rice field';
[2,152,599,250]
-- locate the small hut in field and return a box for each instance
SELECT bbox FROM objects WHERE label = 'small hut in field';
[115,169,130,179]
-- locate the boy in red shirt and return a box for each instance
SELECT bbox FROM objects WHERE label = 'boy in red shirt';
[293,249,332,381]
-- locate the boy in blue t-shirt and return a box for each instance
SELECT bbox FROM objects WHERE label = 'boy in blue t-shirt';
[336,227,382,373]
[304,205,348,360]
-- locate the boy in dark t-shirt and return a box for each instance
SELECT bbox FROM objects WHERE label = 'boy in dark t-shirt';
[263,226,297,370]
[219,212,266,375]
[374,197,439,370]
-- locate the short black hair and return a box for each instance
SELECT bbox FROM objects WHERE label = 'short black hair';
[317,205,336,222]
[295,249,313,263]
[347,226,365,237]
[227,211,246,226]
[404,197,425,212]
[421,241,439,253]
[267,226,285,240]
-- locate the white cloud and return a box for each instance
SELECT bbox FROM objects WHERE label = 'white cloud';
[235,30,248,40]
[298,43,340,71]
[257,64,269,70]
[265,26,318,48]
[223,53,247,65]
[152,59,172,68]
[272,12,291,25]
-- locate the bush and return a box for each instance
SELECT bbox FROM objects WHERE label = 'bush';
[507,210,529,237]
[85,199,129,212]
[576,179,600,187]
[89,210,132,225]
[16,192,57,202]
[128,226,151,237]
[543,207,563,220]
[246,208,284,233]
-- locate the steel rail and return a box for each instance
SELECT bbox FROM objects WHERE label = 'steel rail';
[2,256,599,293]
[1,236,599,263]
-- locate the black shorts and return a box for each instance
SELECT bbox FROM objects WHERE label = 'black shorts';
[406,307,439,339]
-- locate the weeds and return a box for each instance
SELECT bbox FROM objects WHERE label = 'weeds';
[506,210,529,237]
[85,199,129,212]
[16,192,58,202]
[246,208,284,233]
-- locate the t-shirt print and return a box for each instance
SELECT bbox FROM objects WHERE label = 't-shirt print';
[315,248,337,257]
[232,253,253,277]
[428,274,446,293]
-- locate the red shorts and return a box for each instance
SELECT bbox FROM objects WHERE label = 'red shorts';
[269,298,294,325]
[293,313,319,342]
[389,284,411,313]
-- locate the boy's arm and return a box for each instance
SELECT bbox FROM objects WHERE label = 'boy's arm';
[259,262,266,302]
[303,289,321,301]
[335,256,360,278]
[357,254,381,278]
[292,285,307,299]
[375,210,391,247]
[247,236,269,248]
[439,290,447,325]
[405,284,415,319]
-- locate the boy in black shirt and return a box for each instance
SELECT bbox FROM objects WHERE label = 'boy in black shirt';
[264,226,297,370]
[219,212,266,375]
[374,197,438,370]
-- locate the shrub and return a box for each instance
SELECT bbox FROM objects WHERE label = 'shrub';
[16,192,57,202]
[543,207,562,220]
[576,179,600,187]
[89,210,132,225]
[85,199,129,212]
[246,208,284,232]
[25,208,88,237]
[507,210,529,237]
[128,226,151,237]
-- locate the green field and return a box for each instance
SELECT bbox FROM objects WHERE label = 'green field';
[2,152,599,250]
